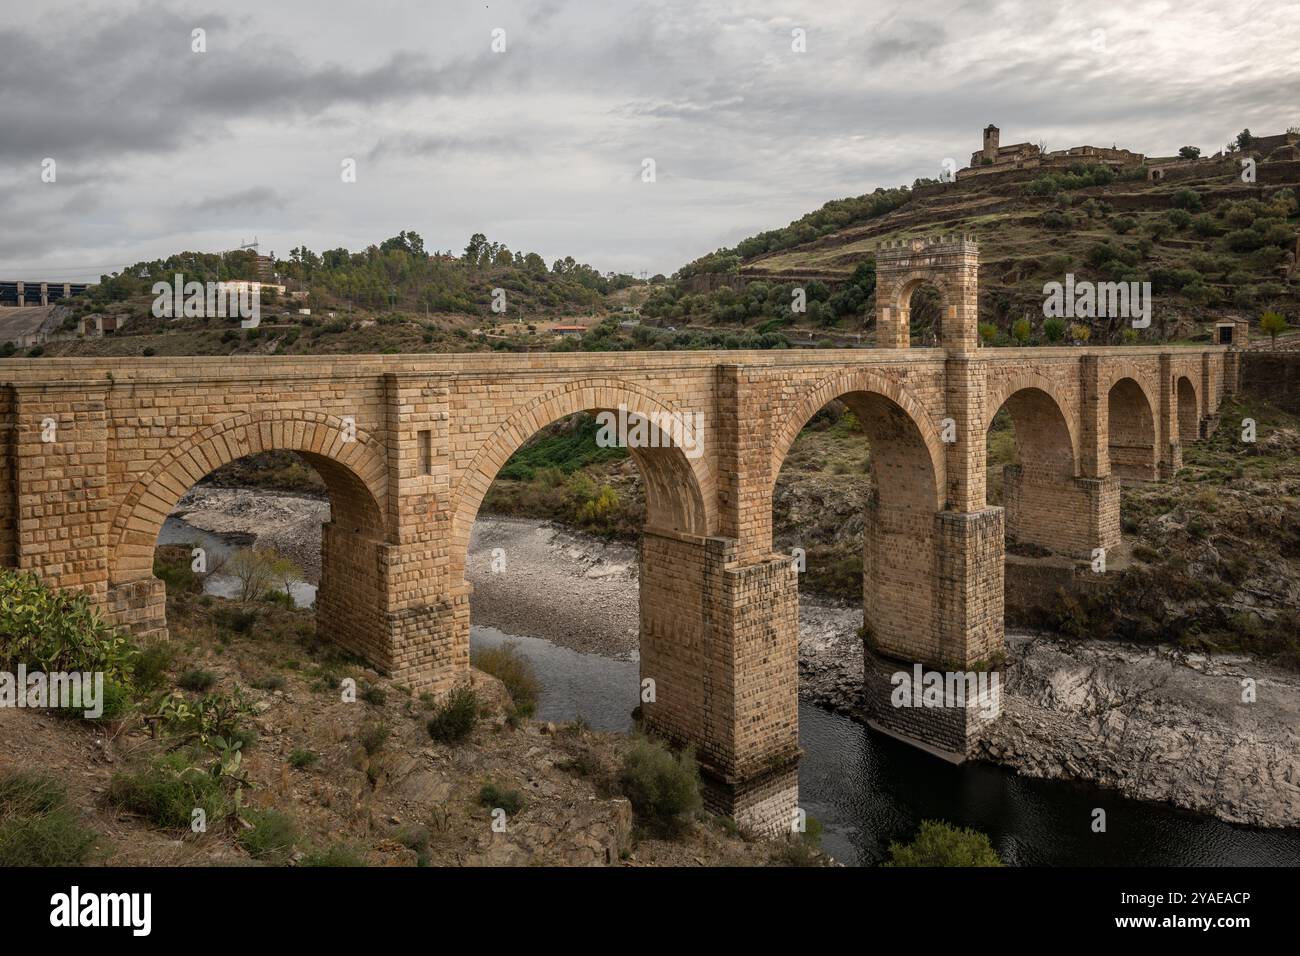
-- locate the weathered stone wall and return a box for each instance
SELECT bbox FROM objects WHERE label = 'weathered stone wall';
[317,523,387,667]
[1003,469,1120,556]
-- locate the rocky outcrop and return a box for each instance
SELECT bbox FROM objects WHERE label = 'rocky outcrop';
[979,635,1300,828]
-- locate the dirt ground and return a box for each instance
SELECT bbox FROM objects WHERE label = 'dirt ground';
[0,595,797,867]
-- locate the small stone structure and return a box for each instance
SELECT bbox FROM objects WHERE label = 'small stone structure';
[0,237,1235,835]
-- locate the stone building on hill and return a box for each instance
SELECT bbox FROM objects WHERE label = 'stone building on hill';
[958,124,1144,180]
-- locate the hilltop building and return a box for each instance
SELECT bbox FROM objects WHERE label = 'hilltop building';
[958,124,1143,180]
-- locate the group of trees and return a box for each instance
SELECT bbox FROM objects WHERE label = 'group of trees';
[640,261,876,331]
[276,231,642,313]
[90,231,639,318]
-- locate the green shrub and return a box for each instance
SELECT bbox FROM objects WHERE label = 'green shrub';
[107,753,230,830]
[617,737,702,836]
[212,607,258,634]
[178,668,217,692]
[95,680,133,721]
[471,643,540,718]
[0,773,98,866]
[0,570,135,685]
[238,809,297,864]
[478,782,525,816]
[772,816,825,866]
[301,842,367,867]
[882,820,1004,866]
[360,684,387,706]
[358,721,390,755]
[426,687,478,744]
[153,548,202,595]
[251,673,286,692]
[132,640,176,692]
[289,749,318,770]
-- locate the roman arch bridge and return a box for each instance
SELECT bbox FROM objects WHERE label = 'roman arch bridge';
[0,237,1239,834]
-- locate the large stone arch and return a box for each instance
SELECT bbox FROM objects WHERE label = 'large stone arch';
[985,374,1081,484]
[769,367,945,663]
[109,410,388,584]
[1107,375,1158,480]
[985,377,1095,555]
[451,379,717,564]
[770,367,945,512]
[1176,374,1201,443]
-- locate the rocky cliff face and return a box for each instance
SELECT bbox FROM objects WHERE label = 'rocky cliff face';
[980,635,1300,828]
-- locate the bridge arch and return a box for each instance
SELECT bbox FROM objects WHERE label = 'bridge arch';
[769,367,945,662]
[451,379,717,569]
[985,374,1081,487]
[1107,376,1158,480]
[770,368,945,512]
[109,410,388,585]
[1176,374,1201,443]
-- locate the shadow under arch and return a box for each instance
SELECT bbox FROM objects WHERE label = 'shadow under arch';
[1176,374,1200,443]
[1107,376,1158,480]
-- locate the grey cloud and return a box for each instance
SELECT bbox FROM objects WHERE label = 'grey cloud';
[188,186,285,215]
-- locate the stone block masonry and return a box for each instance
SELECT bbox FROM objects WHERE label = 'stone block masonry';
[0,237,1236,833]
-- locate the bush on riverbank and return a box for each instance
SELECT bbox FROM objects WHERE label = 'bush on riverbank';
[617,736,702,837]
[426,687,479,744]
[882,820,1004,867]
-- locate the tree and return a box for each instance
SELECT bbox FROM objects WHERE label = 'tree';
[1177,145,1201,159]
[1043,317,1065,343]
[882,820,1003,867]
[226,548,300,602]
[1260,310,1288,344]
[1011,317,1031,345]
[1236,129,1253,150]
[978,322,998,346]
[380,230,425,257]
[463,233,488,267]
[1070,323,1091,344]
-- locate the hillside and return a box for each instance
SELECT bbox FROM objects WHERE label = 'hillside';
[653,150,1300,345]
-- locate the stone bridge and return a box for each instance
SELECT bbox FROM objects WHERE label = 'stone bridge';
[0,238,1239,833]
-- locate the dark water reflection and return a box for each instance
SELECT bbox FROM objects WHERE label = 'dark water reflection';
[472,625,1300,867]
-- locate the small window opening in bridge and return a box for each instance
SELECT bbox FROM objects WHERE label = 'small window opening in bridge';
[419,429,433,475]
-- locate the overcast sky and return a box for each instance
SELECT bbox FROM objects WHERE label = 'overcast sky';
[2,0,1297,281]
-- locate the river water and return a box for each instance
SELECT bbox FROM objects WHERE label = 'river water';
[471,626,1300,867]
[165,517,1300,867]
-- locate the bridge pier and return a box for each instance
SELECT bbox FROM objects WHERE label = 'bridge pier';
[639,529,800,836]
[860,501,1006,758]
[1002,467,1120,557]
